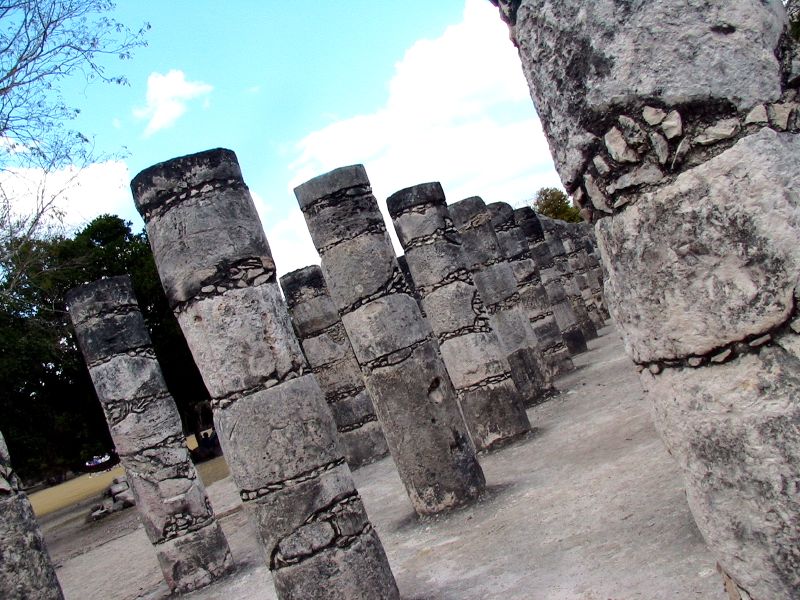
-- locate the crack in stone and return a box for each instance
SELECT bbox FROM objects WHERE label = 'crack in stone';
[102,391,172,427]
[337,414,379,433]
[437,317,492,345]
[172,256,277,313]
[456,372,514,396]
[210,365,308,410]
[152,510,218,545]
[139,178,247,221]
[339,268,412,316]
[415,268,474,298]
[119,433,188,460]
[485,291,522,316]
[86,345,155,369]
[239,457,347,502]
[70,303,139,327]
[317,222,387,255]
[322,384,365,405]
[403,224,461,252]
[300,184,372,217]
[361,336,433,375]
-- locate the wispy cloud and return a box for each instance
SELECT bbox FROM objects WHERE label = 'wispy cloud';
[133,70,213,137]
[289,0,561,226]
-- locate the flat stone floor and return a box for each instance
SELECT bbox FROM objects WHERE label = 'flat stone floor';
[43,325,728,599]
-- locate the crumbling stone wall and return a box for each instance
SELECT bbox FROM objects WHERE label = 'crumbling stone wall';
[0,431,64,600]
[295,165,485,516]
[132,150,399,599]
[493,2,800,597]
[387,183,531,451]
[67,276,234,593]
[280,266,389,468]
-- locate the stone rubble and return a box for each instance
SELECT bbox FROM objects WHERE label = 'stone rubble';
[67,276,234,593]
[295,164,485,517]
[132,150,399,599]
[387,182,531,452]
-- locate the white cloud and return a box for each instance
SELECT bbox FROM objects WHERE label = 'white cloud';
[288,0,562,254]
[263,207,321,278]
[1,161,138,237]
[133,70,213,137]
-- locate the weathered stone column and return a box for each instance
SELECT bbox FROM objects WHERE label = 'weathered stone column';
[555,221,606,329]
[538,215,598,340]
[280,266,389,468]
[132,150,399,599]
[493,2,800,597]
[487,201,575,377]
[449,196,554,406]
[514,207,588,355]
[295,165,485,516]
[387,183,531,452]
[0,431,64,600]
[67,276,233,593]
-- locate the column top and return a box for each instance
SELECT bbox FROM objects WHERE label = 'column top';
[66,275,136,325]
[449,196,489,229]
[294,164,369,210]
[131,148,241,217]
[279,264,326,308]
[386,182,445,218]
[514,207,545,241]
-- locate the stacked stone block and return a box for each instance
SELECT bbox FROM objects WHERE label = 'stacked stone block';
[514,207,588,355]
[280,266,389,468]
[487,201,575,377]
[295,165,485,516]
[565,222,609,324]
[537,215,598,341]
[493,2,800,597]
[67,276,233,593]
[449,196,553,406]
[132,150,399,599]
[0,431,64,600]
[387,183,531,452]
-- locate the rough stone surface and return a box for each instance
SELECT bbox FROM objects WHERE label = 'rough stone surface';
[295,164,485,517]
[0,432,64,600]
[487,201,575,378]
[449,196,554,407]
[515,207,588,355]
[132,150,398,599]
[500,0,785,187]
[387,183,531,451]
[66,276,234,593]
[280,266,389,468]
[597,129,800,363]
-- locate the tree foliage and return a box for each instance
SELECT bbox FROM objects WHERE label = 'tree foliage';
[0,1,148,299]
[531,187,582,223]
[0,215,208,483]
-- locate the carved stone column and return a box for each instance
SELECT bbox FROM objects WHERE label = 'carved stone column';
[280,266,389,468]
[450,196,554,406]
[132,149,398,599]
[493,2,800,597]
[514,207,588,355]
[487,201,575,377]
[295,165,485,516]
[387,183,531,452]
[0,431,64,600]
[67,276,234,593]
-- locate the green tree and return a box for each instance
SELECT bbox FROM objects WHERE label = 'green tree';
[0,215,208,483]
[532,187,582,223]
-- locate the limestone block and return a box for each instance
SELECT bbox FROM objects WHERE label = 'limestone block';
[214,375,340,494]
[313,357,365,400]
[459,379,529,451]
[342,294,429,365]
[107,394,184,457]
[0,493,64,600]
[329,390,378,430]
[289,293,339,337]
[440,331,510,389]
[507,0,784,186]
[88,353,167,406]
[394,233,463,292]
[177,285,306,398]
[338,421,390,469]
[646,345,800,599]
[301,324,352,369]
[421,281,485,338]
[71,310,152,364]
[155,522,234,594]
[597,129,800,363]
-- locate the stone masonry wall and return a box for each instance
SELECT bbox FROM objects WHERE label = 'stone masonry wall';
[132,149,398,600]
[66,276,234,593]
[493,2,800,597]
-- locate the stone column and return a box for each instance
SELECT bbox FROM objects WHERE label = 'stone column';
[555,221,606,329]
[449,196,554,406]
[0,431,64,600]
[387,183,531,452]
[295,165,485,516]
[280,266,389,468]
[487,201,575,377]
[538,215,598,341]
[132,150,399,600]
[514,207,588,355]
[67,276,233,593]
[566,222,610,323]
[493,2,800,598]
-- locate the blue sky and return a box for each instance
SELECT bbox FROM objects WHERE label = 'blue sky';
[33,0,561,275]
